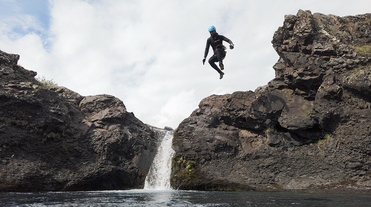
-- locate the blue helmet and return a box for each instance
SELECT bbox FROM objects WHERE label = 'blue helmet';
[208,25,216,32]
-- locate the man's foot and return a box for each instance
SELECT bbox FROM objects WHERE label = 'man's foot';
[219,62,224,70]
[219,72,224,79]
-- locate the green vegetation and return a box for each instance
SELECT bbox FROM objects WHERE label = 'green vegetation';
[36,76,58,86]
[173,156,196,173]
[171,155,250,191]
[318,133,331,145]
[186,161,196,170]
[351,45,371,56]
[306,109,311,116]
[171,155,198,188]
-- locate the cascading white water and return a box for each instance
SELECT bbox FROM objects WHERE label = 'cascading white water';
[144,130,175,190]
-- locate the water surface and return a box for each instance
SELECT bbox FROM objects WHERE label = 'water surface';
[1,189,371,207]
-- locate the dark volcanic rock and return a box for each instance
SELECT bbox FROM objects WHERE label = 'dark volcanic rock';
[0,50,158,191]
[172,10,371,191]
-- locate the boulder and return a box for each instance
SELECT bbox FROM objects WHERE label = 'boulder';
[171,10,371,191]
[0,50,158,191]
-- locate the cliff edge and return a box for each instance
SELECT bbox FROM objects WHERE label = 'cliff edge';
[0,50,159,191]
[172,10,371,191]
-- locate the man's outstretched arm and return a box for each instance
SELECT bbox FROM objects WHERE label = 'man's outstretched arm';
[203,40,210,64]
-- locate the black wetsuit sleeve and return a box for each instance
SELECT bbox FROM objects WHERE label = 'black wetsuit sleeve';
[204,38,210,58]
[221,35,233,45]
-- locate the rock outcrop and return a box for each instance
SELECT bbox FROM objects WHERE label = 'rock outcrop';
[172,10,371,191]
[0,50,158,191]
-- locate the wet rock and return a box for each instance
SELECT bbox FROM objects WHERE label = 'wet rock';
[164,126,174,131]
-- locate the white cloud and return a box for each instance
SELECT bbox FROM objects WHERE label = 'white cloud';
[1,0,371,128]
[155,90,198,128]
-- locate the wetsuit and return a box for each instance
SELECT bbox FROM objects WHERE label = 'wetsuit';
[204,33,233,74]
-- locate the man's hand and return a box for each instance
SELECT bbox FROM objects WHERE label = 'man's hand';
[230,44,234,49]
[202,58,206,65]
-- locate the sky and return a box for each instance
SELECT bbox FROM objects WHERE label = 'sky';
[1,0,371,129]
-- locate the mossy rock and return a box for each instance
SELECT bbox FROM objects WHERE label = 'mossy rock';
[170,154,253,191]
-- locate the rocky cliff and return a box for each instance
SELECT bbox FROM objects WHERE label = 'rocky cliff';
[171,10,371,191]
[0,50,159,191]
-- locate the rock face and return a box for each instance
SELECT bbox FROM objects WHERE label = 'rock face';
[172,10,371,191]
[0,50,158,191]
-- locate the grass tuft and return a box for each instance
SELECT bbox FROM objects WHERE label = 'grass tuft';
[36,76,58,86]
[351,45,371,56]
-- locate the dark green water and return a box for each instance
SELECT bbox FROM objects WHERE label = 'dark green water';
[1,189,371,207]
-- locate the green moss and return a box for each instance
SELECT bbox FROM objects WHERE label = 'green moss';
[177,156,184,164]
[351,45,371,56]
[306,110,311,116]
[318,133,330,145]
[186,161,196,170]
[171,155,253,191]
[171,155,198,188]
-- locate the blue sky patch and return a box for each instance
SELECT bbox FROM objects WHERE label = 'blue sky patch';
[0,0,51,44]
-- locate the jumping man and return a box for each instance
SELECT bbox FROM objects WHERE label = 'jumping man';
[203,25,234,79]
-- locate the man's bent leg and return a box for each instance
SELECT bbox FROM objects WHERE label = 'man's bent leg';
[209,55,224,79]
[216,49,225,70]
[209,55,223,73]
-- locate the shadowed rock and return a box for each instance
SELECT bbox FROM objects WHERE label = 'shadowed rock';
[0,50,159,191]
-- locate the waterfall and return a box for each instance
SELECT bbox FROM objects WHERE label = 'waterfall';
[144,130,175,190]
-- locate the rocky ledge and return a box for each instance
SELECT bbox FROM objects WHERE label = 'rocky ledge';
[171,10,371,191]
[0,50,159,191]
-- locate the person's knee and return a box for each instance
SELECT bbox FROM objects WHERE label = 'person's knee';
[216,50,224,61]
[208,58,214,65]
